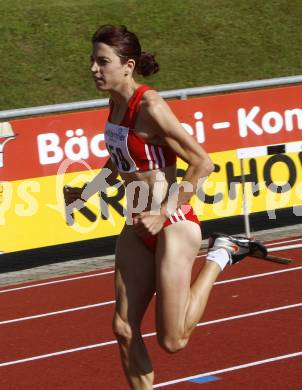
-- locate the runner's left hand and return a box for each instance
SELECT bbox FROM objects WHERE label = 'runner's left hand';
[133,211,167,236]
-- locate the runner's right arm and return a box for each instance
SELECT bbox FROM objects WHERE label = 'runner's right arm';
[64,158,118,203]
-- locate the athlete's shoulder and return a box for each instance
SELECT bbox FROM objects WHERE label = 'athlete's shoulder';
[140,87,167,115]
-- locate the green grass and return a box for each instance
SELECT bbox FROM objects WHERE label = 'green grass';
[1,0,302,110]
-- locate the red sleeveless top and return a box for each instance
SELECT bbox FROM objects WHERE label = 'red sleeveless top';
[104,85,176,173]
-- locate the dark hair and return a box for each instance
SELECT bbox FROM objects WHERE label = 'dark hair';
[92,25,159,77]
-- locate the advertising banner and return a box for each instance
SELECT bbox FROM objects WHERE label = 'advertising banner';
[1,85,302,253]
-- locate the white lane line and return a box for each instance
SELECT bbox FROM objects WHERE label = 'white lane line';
[153,351,302,388]
[1,267,302,325]
[268,244,302,252]
[214,265,302,285]
[0,340,117,368]
[266,237,302,247]
[196,303,302,327]
[0,301,115,325]
[0,270,114,294]
[0,303,300,368]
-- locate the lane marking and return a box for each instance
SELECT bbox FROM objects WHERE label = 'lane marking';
[214,266,302,285]
[0,301,115,325]
[0,340,117,368]
[196,303,302,328]
[153,351,302,388]
[0,303,300,367]
[189,375,220,383]
[0,236,301,294]
[265,237,302,247]
[268,243,302,252]
[1,267,302,325]
[0,270,114,294]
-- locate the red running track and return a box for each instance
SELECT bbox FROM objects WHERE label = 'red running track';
[0,237,301,389]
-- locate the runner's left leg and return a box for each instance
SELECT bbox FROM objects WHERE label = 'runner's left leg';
[155,221,222,352]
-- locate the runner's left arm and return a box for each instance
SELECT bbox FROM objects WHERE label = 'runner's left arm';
[141,90,214,217]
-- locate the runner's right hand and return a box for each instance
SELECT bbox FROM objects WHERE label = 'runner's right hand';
[63,185,86,205]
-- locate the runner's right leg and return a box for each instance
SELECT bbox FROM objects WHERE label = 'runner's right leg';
[113,224,156,390]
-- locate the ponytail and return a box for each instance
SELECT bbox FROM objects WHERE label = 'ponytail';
[136,51,160,77]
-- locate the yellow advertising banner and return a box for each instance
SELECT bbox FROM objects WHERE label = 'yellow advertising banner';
[1,149,301,253]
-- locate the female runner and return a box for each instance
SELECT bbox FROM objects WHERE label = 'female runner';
[66,25,260,390]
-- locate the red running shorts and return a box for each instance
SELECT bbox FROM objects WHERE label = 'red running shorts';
[135,204,200,253]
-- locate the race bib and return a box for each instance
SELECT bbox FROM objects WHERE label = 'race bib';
[104,122,136,172]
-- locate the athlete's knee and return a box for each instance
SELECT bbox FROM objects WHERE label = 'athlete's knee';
[112,313,133,346]
[157,334,189,354]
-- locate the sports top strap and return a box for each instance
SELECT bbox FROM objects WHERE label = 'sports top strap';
[107,85,153,127]
[122,84,153,128]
